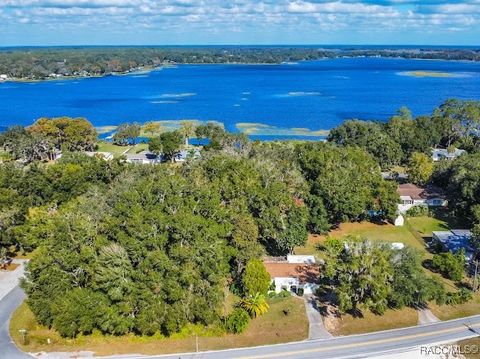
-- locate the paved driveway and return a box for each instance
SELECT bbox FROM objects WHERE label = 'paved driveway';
[303,294,333,340]
[0,260,26,301]
[0,286,31,359]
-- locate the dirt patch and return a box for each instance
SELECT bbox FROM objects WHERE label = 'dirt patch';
[1,263,19,271]
[322,304,341,335]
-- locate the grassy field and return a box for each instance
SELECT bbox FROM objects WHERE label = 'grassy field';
[126,143,148,154]
[296,216,456,256]
[407,216,449,237]
[328,307,418,336]
[96,142,149,157]
[457,337,480,359]
[429,292,480,321]
[400,71,454,78]
[10,296,307,356]
[96,141,131,156]
[296,216,480,326]
[295,221,426,255]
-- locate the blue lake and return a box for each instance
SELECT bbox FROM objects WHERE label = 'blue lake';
[1,57,480,138]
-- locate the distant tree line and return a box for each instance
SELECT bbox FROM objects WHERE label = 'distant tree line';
[1,47,479,80]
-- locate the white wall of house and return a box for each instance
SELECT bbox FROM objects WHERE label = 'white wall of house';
[271,277,318,295]
[286,255,316,264]
[273,277,299,293]
[398,198,446,214]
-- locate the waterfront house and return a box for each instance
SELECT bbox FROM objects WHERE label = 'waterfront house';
[174,149,201,163]
[397,183,447,214]
[125,151,161,164]
[263,255,319,295]
[432,148,466,162]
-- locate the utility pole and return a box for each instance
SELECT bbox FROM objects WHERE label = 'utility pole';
[473,259,479,292]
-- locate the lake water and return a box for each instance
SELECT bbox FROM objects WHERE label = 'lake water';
[1,57,480,139]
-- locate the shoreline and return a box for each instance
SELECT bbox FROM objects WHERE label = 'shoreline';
[95,120,330,140]
[2,55,479,84]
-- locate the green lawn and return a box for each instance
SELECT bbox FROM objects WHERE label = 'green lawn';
[429,292,480,321]
[407,216,449,237]
[96,141,131,156]
[126,143,148,154]
[10,296,307,356]
[295,221,426,255]
[96,142,149,157]
[329,307,418,336]
[295,217,480,323]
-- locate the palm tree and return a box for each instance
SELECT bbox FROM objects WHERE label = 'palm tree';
[238,292,269,318]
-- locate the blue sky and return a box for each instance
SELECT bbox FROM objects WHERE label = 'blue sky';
[1,1,479,46]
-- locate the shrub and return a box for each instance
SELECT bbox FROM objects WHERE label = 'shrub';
[406,204,429,217]
[242,259,271,296]
[266,290,291,299]
[431,250,465,282]
[446,288,473,305]
[225,308,250,334]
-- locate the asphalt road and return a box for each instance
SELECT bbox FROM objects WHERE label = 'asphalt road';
[0,285,31,359]
[1,286,479,359]
[113,315,480,359]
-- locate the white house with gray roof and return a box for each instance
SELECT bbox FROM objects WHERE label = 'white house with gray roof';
[432,148,466,162]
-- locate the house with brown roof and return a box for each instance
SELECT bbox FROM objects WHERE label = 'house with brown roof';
[263,255,319,295]
[397,183,447,214]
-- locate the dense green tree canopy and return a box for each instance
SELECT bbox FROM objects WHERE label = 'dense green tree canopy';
[440,153,480,220]
[19,149,308,337]
[328,120,402,168]
[113,123,141,146]
[327,100,480,168]
[29,117,97,151]
[296,142,394,224]
[22,167,232,337]
[322,239,445,315]
[149,131,183,161]
[407,152,434,186]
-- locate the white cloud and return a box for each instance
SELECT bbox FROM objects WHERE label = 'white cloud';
[0,1,479,44]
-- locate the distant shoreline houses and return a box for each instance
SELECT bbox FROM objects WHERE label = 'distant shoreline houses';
[124,149,201,164]
[52,148,201,165]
